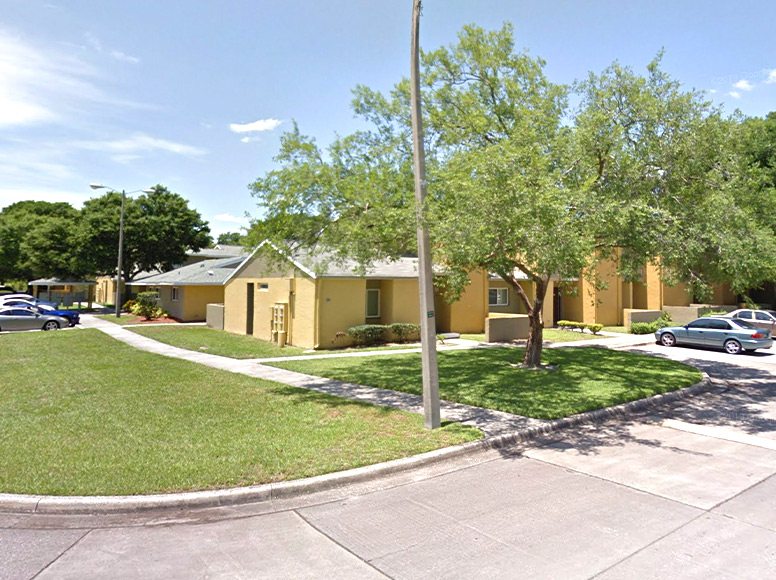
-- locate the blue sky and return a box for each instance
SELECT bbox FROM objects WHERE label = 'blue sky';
[2,0,774,239]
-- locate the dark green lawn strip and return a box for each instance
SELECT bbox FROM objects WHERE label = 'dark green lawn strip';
[128,326,307,358]
[268,347,702,420]
[0,330,479,496]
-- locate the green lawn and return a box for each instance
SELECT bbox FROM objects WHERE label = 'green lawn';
[0,330,480,496]
[128,326,425,358]
[460,328,606,343]
[268,347,702,420]
[129,326,307,358]
[93,313,168,326]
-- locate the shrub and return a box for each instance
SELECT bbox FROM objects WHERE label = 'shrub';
[131,291,162,320]
[557,320,585,331]
[346,324,389,345]
[122,299,137,313]
[630,322,657,334]
[701,310,728,317]
[389,323,420,343]
[586,323,603,334]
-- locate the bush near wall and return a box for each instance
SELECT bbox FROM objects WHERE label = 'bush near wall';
[343,323,421,346]
[556,320,603,334]
[630,311,673,334]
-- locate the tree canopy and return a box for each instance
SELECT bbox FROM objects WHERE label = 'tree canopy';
[248,22,776,367]
[0,185,211,284]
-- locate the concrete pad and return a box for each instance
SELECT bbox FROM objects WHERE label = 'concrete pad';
[596,513,776,580]
[300,458,700,580]
[0,528,86,580]
[714,473,776,532]
[34,511,386,580]
[524,421,776,509]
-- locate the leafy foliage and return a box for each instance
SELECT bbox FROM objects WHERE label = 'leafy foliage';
[346,324,389,345]
[131,291,163,320]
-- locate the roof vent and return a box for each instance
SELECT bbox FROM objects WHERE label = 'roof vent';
[208,270,214,276]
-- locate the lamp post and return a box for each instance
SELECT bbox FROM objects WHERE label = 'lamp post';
[89,184,154,317]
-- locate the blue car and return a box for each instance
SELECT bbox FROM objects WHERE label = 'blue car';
[655,316,773,355]
[0,299,79,326]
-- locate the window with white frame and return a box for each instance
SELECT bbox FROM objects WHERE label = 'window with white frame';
[171,287,180,301]
[489,288,509,306]
[366,288,380,318]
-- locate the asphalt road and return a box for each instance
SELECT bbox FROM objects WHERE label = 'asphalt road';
[3,344,776,579]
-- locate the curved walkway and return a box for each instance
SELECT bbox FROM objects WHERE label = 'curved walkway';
[79,315,547,437]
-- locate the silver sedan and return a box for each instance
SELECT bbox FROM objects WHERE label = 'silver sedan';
[0,307,70,332]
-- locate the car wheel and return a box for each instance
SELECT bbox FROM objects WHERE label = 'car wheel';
[724,339,742,355]
[660,333,676,347]
[42,320,60,331]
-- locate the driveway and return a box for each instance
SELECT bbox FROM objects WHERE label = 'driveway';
[3,346,776,578]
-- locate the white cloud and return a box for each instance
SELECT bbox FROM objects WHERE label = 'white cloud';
[214,213,249,224]
[708,89,717,94]
[240,136,261,143]
[728,91,741,99]
[229,118,282,133]
[110,50,140,64]
[85,32,140,64]
[766,70,776,84]
[0,28,148,128]
[76,133,206,159]
[733,79,754,91]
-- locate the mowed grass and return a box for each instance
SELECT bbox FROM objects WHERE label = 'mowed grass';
[128,326,423,358]
[268,347,702,420]
[128,325,307,358]
[0,330,480,496]
[460,329,606,343]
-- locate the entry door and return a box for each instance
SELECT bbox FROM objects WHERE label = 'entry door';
[553,287,562,325]
[246,283,254,335]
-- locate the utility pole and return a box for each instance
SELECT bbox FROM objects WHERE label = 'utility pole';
[410,0,441,429]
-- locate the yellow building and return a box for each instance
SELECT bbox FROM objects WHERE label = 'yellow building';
[128,257,247,322]
[222,246,488,350]
[488,261,738,327]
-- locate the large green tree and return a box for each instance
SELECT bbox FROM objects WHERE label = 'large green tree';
[78,185,211,280]
[0,200,82,283]
[575,58,776,298]
[250,24,773,369]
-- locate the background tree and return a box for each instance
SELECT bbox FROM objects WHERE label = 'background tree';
[78,185,211,280]
[0,201,81,283]
[216,231,246,245]
[575,59,776,299]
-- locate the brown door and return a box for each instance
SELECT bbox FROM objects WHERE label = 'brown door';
[246,283,254,335]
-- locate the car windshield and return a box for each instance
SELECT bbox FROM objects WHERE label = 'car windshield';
[733,319,758,329]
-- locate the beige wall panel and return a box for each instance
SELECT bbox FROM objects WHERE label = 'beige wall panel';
[447,270,487,333]
[662,282,691,306]
[316,279,367,348]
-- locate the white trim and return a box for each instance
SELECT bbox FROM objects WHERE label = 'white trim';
[171,287,180,302]
[489,288,509,306]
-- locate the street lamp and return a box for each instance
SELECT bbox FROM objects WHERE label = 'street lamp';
[89,184,154,317]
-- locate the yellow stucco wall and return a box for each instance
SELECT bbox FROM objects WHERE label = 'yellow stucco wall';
[446,270,487,333]
[662,282,691,306]
[487,279,531,315]
[594,258,622,326]
[316,278,368,348]
[712,283,737,305]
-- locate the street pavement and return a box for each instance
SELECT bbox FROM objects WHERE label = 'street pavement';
[3,329,776,578]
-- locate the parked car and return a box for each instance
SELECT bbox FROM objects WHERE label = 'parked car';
[0,307,70,331]
[655,316,773,354]
[0,299,79,326]
[725,309,776,331]
[0,293,35,303]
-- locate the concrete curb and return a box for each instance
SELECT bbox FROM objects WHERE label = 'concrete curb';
[0,373,715,515]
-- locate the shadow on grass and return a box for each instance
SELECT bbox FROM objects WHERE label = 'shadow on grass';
[269,347,702,420]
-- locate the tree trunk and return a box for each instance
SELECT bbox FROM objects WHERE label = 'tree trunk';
[522,280,546,368]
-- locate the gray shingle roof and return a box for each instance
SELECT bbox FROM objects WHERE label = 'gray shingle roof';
[294,250,420,279]
[128,257,246,286]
